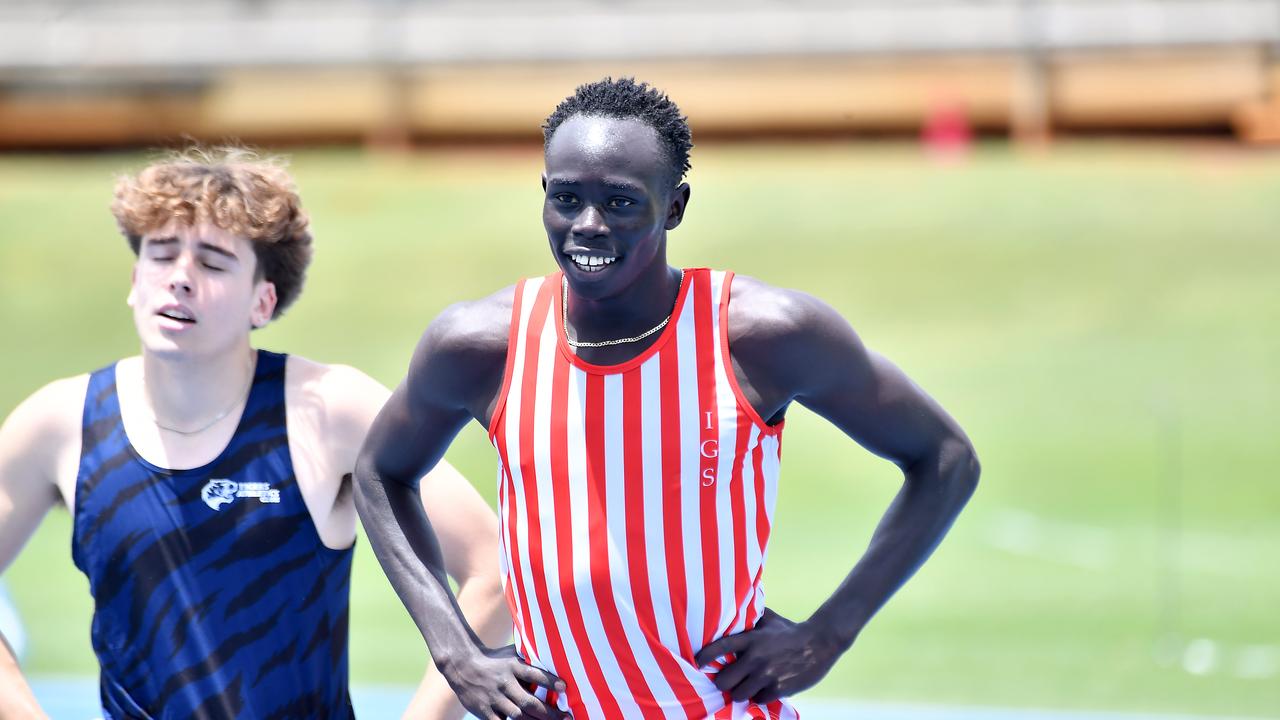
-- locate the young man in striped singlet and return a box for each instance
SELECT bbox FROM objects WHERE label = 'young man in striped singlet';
[0,150,508,719]
[355,78,980,720]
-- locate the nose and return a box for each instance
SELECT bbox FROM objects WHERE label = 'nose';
[167,254,194,296]
[571,204,608,241]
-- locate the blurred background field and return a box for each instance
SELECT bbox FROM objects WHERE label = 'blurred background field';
[3,0,1280,717]
[1,140,1277,716]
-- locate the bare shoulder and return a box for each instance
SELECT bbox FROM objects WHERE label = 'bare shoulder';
[286,355,386,400]
[32,373,91,412]
[396,284,516,424]
[727,274,852,353]
[421,284,516,363]
[285,355,389,436]
[410,285,515,394]
[726,275,870,415]
[2,373,90,445]
[0,373,90,499]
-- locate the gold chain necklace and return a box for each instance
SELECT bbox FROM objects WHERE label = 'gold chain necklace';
[563,269,684,349]
[146,356,256,436]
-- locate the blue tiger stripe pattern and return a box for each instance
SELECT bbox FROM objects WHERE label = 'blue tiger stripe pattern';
[73,350,355,719]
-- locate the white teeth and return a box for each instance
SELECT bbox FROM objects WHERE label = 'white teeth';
[569,254,617,271]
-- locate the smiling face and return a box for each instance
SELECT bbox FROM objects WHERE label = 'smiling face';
[127,222,277,360]
[543,115,688,301]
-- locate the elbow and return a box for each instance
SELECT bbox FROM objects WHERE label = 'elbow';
[916,434,978,502]
[351,452,385,517]
[951,438,980,501]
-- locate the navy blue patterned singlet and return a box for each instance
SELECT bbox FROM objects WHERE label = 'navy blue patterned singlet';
[73,351,355,719]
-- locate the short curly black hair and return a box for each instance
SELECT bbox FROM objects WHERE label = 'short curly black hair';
[543,77,693,187]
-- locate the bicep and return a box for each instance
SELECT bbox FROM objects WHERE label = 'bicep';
[793,314,967,470]
[360,377,471,488]
[360,304,509,486]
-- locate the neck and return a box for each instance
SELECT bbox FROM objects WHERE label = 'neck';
[566,258,683,341]
[140,343,256,429]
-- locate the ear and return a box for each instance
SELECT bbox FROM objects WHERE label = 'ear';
[250,280,278,329]
[126,266,138,308]
[664,182,691,231]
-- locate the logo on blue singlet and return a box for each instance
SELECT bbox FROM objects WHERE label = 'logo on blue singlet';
[200,479,281,511]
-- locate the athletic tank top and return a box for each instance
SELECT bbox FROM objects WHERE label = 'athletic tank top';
[488,269,798,720]
[73,350,355,719]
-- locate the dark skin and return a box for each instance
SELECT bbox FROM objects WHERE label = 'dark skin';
[354,115,980,719]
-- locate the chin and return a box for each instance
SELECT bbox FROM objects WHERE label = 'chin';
[136,326,209,361]
[139,337,196,361]
[564,276,625,303]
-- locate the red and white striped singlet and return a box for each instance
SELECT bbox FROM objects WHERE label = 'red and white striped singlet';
[488,268,798,720]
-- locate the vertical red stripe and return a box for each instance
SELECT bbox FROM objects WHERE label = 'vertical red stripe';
[693,273,722,647]
[723,419,753,633]
[493,299,539,663]
[492,282,525,652]
[498,464,534,657]
[659,325,695,665]
[753,439,771,559]
[623,370,709,720]
[744,438,772,630]
[514,284,583,715]
[548,359,622,719]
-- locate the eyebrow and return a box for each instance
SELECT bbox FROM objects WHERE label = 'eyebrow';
[547,177,645,194]
[198,242,239,262]
[603,180,644,194]
[141,236,238,262]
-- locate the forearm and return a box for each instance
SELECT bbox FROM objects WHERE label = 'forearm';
[0,632,47,719]
[403,575,510,720]
[353,465,483,668]
[808,439,979,647]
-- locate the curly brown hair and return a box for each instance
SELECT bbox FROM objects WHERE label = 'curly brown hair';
[111,147,313,319]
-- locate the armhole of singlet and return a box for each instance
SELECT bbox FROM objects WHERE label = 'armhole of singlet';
[71,365,111,569]
[486,279,526,444]
[279,352,353,556]
[718,271,785,436]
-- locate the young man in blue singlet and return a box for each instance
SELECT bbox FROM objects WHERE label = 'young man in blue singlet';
[0,149,508,719]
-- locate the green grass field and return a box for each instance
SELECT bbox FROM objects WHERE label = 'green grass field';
[1,141,1277,716]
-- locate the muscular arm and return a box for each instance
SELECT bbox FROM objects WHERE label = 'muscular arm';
[697,277,980,702]
[353,291,565,720]
[401,462,509,720]
[0,377,85,719]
